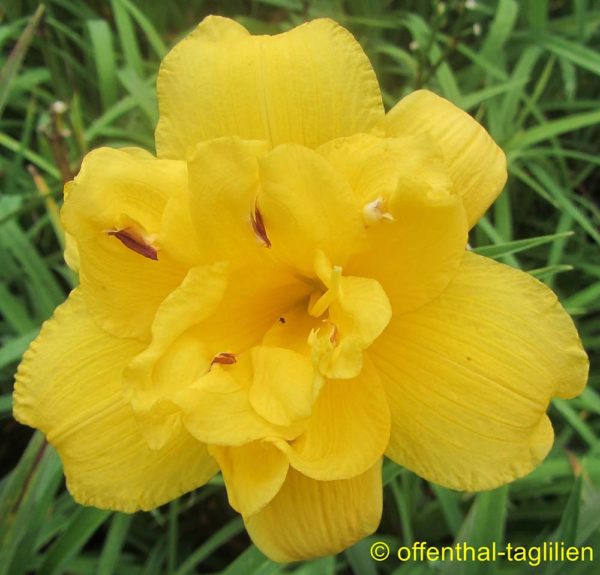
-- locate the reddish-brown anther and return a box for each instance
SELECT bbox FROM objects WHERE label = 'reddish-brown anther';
[211,352,237,367]
[107,228,158,260]
[251,206,271,248]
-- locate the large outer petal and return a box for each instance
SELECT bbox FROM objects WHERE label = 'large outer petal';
[383,90,507,228]
[370,253,589,491]
[13,291,217,511]
[61,147,188,340]
[156,16,384,158]
[245,462,382,562]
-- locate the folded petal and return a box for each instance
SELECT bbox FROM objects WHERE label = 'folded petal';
[212,440,289,517]
[370,252,589,491]
[128,258,309,428]
[318,133,450,204]
[383,90,507,228]
[249,346,319,427]
[194,264,311,357]
[123,263,229,448]
[175,360,304,446]
[258,144,366,275]
[61,148,189,340]
[310,272,392,379]
[245,462,382,562]
[186,137,271,265]
[347,183,468,316]
[13,291,217,511]
[156,16,384,158]
[284,359,390,480]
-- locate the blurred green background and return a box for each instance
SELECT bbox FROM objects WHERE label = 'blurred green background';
[1,0,599,573]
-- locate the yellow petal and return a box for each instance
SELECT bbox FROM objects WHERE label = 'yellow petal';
[249,346,319,427]
[318,133,450,205]
[174,360,303,446]
[284,359,390,480]
[61,147,188,340]
[195,264,311,357]
[64,233,79,272]
[186,137,271,265]
[261,303,321,356]
[347,179,468,315]
[370,252,589,491]
[258,144,365,276]
[121,263,229,449]
[13,290,217,511]
[245,462,382,562]
[383,90,507,228]
[212,441,289,517]
[325,275,391,379]
[156,16,383,158]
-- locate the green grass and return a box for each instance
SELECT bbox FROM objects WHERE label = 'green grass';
[1,0,599,573]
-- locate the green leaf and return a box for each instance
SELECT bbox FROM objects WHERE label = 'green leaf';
[541,34,600,76]
[442,486,508,575]
[507,109,600,151]
[38,507,112,575]
[173,518,245,575]
[111,0,144,76]
[87,19,118,109]
[97,513,133,575]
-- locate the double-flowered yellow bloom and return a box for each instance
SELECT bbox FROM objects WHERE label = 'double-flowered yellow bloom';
[14,16,588,562]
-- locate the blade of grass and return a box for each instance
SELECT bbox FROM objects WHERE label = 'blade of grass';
[0,5,45,119]
[86,19,118,109]
[97,513,133,575]
[472,231,574,259]
[111,0,144,76]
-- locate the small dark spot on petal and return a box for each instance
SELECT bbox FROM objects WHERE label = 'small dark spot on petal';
[211,352,237,367]
[466,356,472,361]
[279,317,286,324]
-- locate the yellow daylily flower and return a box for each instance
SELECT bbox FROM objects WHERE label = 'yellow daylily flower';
[13,15,588,563]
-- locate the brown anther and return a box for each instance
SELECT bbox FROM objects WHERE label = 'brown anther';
[107,228,158,260]
[251,205,271,248]
[211,352,237,367]
[329,323,339,346]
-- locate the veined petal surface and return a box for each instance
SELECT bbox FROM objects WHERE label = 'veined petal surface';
[13,291,217,511]
[156,16,384,158]
[245,462,382,562]
[370,252,589,491]
[383,90,507,228]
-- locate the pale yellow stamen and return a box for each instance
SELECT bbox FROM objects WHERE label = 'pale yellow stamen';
[362,197,394,226]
